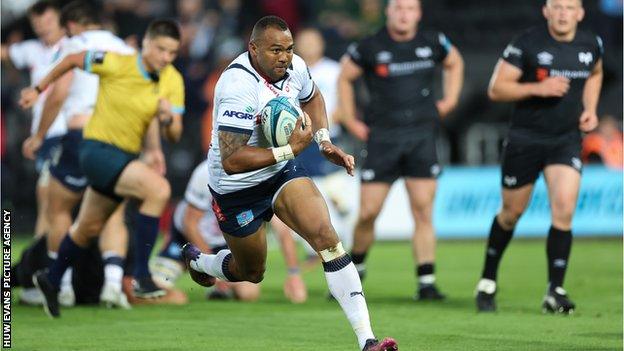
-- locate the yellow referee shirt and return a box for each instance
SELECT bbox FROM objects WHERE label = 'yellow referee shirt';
[83,51,185,154]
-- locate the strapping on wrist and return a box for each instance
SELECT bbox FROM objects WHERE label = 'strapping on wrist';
[272,144,294,163]
[314,128,331,149]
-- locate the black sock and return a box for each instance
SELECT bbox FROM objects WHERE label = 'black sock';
[49,234,87,289]
[481,216,514,281]
[547,226,572,290]
[350,251,368,280]
[417,263,435,286]
[133,213,159,279]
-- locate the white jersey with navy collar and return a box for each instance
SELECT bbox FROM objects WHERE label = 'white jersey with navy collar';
[208,52,316,194]
[57,30,135,122]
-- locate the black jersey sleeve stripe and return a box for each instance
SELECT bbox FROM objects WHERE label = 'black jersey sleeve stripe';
[218,125,254,135]
[225,64,260,82]
[298,84,316,103]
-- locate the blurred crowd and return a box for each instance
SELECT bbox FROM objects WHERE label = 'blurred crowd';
[1,0,622,228]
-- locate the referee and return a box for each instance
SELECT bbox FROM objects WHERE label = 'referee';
[338,0,464,300]
[475,0,603,313]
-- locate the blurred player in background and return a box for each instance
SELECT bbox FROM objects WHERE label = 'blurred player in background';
[1,2,70,306]
[338,0,464,300]
[183,16,397,351]
[1,0,68,306]
[475,0,603,314]
[152,159,260,301]
[269,27,349,303]
[22,1,137,310]
[22,19,185,318]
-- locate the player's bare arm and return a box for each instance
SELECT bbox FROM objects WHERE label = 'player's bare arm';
[142,118,167,175]
[182,204,212,253]
[437,46,464,117]
[219,120,311,175]
[579,59,603,132]
[156,98,183,142]
[301,87,355,176]
[488,59,570,102]
[19,51,87,109]
[22,70,74,160]
[337,55,369,141]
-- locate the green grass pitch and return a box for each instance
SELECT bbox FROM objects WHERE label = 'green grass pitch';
[9,238,623,350]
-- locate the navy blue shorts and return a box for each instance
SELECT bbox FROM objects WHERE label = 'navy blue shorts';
[209,160,308,238]
[35,136,62,174]
[79,139,138,201]
[49,130,88,192]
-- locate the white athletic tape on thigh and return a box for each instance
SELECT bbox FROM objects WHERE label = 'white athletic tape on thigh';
[319,242,346,262]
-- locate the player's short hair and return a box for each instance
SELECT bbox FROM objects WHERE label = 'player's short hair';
[60,1,101,26]
[145,19,181,41]
[251,16,290,42]
[27,1,59,17]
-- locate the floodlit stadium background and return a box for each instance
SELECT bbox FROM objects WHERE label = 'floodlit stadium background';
[1,0,622,237]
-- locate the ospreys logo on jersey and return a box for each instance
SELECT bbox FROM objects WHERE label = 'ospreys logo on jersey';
[578,52,593,65]
[537,51,553,65]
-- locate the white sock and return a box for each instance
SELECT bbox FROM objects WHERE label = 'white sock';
[104,264,124,292]
[190,250,233,281]
[477,278,497,294]
[60,268,73,291]
[324,256,375,350]
[419,274,436,285]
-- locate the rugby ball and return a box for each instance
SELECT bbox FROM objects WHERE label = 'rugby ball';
[260,96,304,147]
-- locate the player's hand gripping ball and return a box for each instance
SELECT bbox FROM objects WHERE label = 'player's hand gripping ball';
[261,96,305,147]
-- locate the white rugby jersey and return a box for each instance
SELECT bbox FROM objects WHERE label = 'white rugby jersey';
[208,52,316,194]
[308,57,340,136]
[173,160,226,247]
[57,30,134,120]
[9,38,68,138]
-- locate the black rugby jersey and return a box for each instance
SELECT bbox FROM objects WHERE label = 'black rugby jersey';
[501,25,603,137]
[346,27,451,133]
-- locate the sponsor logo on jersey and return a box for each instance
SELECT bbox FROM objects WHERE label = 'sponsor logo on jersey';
[578,52,593,65]
[223,110,254,119]
[503,44,522,58]
[376,51,392,63]
[536,68,549,81]
[550,69,591,80]
[503,175,517,187]
[375,64,389,77]
[537,51,553,65]
[415,47,432,58]
[236,210,254,227]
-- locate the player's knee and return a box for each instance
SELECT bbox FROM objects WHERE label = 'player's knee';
[411,205,433,224]
[500,203,525,226]
[358,207,380,226]
[74,219,104,239]
[241,266,265,284]
[308,223,338,251]
[149,179,171,205]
